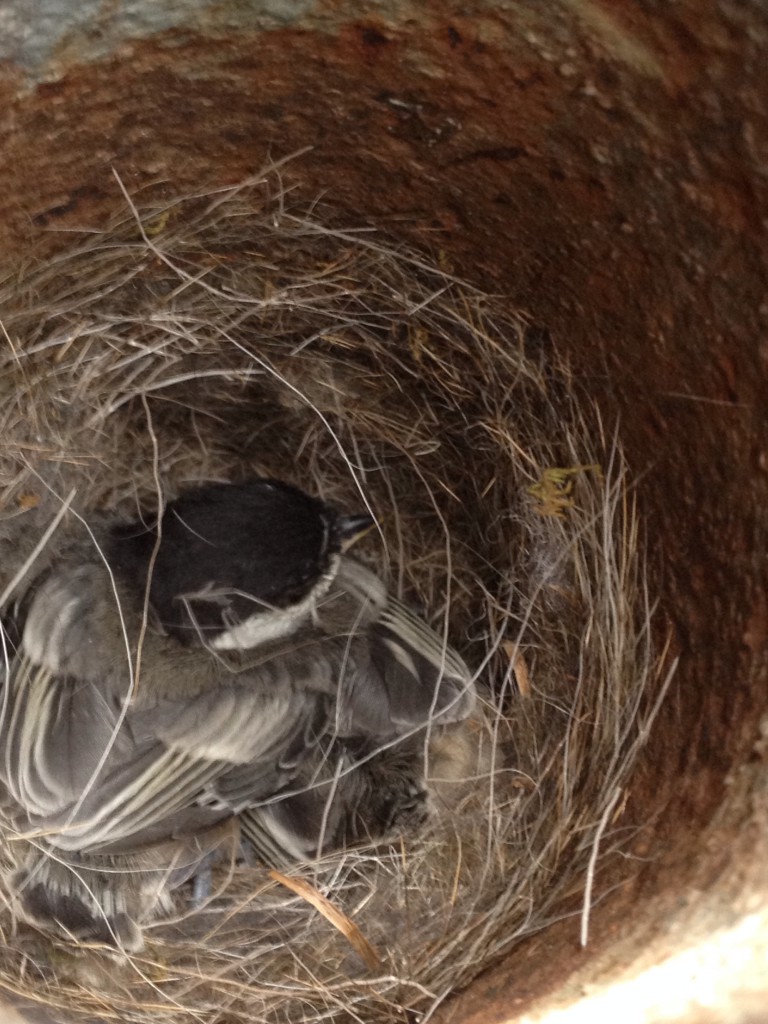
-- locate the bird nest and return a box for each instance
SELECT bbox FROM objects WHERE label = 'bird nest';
[0,162,670,1024]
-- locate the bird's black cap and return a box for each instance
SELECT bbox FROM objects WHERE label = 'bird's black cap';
[111,479,346,643]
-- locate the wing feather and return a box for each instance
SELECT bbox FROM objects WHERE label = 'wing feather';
[1,550,476,869]
[0,561,330,856]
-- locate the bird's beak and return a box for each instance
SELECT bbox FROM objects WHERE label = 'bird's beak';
[338,513,375,551]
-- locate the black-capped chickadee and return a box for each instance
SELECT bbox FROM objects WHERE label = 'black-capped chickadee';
[0,479,474,951]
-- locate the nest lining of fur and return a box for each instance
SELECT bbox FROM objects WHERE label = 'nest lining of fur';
[0,164,670,1024]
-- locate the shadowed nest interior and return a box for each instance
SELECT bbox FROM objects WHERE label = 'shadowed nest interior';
[0,163,670,1024]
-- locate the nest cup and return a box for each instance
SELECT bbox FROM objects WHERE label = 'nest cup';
[0,172,665,1024]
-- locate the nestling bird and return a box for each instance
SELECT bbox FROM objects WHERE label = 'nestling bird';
[0,478,474,950]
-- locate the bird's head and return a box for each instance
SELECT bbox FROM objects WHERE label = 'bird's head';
[111,479,373,648]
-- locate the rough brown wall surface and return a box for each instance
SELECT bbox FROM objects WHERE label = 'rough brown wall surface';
[0,1,766,1019]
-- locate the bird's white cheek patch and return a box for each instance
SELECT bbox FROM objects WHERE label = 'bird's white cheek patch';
[211,561,338,651]
[211,605,308,651]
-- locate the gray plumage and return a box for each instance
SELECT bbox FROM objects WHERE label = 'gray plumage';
[0,480,474,950]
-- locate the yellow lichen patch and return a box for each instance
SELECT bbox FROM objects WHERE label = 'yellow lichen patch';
[528,464,603,517]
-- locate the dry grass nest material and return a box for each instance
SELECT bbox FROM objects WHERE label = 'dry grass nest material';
[0,162,672,1024]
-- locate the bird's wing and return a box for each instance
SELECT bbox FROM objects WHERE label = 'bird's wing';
[1,553,474,865]
[322,558,476,738]
[0,562,335,855]
[234,560,477,868]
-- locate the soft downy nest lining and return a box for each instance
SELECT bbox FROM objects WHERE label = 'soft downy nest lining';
[0,163,670,1024]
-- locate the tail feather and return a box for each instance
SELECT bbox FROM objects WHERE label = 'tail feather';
[5,822,236,950]
[10,853,148,951]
